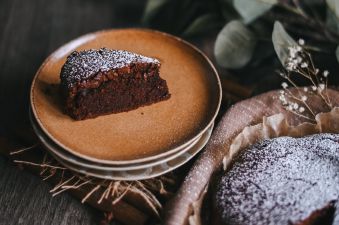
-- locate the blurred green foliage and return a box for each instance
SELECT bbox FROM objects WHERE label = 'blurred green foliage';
[142,0,339,70]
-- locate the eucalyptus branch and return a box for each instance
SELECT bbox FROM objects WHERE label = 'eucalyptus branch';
[277,1,339,43]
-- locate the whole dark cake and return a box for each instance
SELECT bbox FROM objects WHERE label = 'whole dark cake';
[214,133,339,225]
[60,48,170,120]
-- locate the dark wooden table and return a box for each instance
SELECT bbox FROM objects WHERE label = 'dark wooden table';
[0,1,146,224]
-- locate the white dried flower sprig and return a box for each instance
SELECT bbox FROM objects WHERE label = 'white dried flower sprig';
[278,39,332,122]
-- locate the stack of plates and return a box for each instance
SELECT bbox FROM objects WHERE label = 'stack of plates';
[29,29,221,180]
[30,110,214,180]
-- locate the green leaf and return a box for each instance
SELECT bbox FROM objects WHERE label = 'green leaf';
[272,21,297,66]
[182,14,222,37]
[141,0,171,25]
[327,0,339,17]
[233,0,277,24]
[141,0,201,34]
[214,20,257,69]
[336,45,339,63]
[326,0,339,33]
[218,0,240,21]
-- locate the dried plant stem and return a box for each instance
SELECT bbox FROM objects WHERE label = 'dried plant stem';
[157,180,167,195]
[104,181,114,199]
[293,68,331,109]
[284,89,315,120]
[52,179,82,197]
[304,53,332,107]
[112,182,132,205]
[135,181,162,209]
[295,70,316,86]
[55,170,66,187]
[325,79,331,106]
[42,169,57,181]
[287,107,316,122]
[319,91,332,108]
[71,179,92,189]
[130,186,161,217]
[284,77,316,117]
[10,144,39,155]
[14,160,66,170]
[98,181,113,204]
[10,148,173,218]
[50,176,75,193]
[40,154,49,176]
[279,39,334,122]
[82,184,101,204]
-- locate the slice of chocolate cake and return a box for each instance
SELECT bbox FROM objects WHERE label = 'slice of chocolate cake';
[60,48,170,120]
[213,133,339,225]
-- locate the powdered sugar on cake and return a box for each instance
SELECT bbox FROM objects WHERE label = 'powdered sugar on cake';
[216,133,339,225]
[60,48,160,88]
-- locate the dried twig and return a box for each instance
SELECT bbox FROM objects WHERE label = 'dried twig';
[10,143,177,219]
[10,144,39,155]
[13,160,67,170]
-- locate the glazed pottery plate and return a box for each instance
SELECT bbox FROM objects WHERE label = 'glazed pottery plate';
[30,29,221,164]
[40,119,213,180]
[30,108,213,171]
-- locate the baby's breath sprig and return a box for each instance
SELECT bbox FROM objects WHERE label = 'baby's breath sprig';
[278,39,332,122]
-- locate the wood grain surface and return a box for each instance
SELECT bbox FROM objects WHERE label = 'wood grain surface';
[0,157,100,225]
[0,0,145,224]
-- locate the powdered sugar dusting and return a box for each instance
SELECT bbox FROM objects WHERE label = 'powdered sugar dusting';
[216,133,339,225]
[60,48,160,87]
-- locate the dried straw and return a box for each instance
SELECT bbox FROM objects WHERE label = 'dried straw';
[10,146,178,217]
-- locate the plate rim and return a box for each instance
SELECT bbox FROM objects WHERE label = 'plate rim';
[47,122,213,181]
[30,28,222,164]
[30,107,214,170]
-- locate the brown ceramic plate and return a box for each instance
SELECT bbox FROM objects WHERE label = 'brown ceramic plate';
[47,125,213,180]
[30,108,214,180]
[29,107,212,171]
[30,29,221,163]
